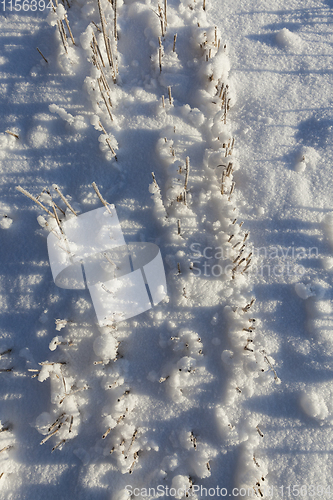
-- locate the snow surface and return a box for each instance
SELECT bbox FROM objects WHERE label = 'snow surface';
[1,0,333,499]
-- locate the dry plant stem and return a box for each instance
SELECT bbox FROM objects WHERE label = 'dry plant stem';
[69,415,73,433]
[114,0,117,41]
[185,157,190,190]
[162,95,165,108]
[158,4,164,37]
[164,0,167,27]
[95,58,111,92]
[159,47,162,72]
[48,414,66,433]
[0,446,12,454]
[5,130,19,139]
[151,172,159,189]
[40,425,62,445]
[57,20,68,53]
[106,138,117,159]
[103,427,112,439]
[16,186,55,218]
[221,170,226,195]
[64,15,75,45]
[36,47,48,63]
[97,0,112,67]
[203,0,206,10]
[92,32,105,67]
[173,34,177,52]
[51,439,66,453]
[41,192,65,216]
[91,20,102,32]
[92,182,112,213]
[52,185,77,216]
[168,86,172,105]
[107,38,117,82]
[52,205,64,235]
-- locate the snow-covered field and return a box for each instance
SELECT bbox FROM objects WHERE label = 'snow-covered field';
[1,0,333,498]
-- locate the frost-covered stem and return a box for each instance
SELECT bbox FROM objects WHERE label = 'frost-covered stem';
[114,0,117,41]
[106,138,117,159]
[95,58,111,92]
[40,190,65,215]
[158,5,164,37]
[159,47,162,72]
[16,186,55,218]
[162,95,165,108]
[107,37,117,82]
[69,415,73,433]
[92,32,105,67]
[36,47,48,63]
[164,0,167,28]
[51,439,66,453]
[52,185,77,216]
[184,156,190,190]
[40,425,63,445]
[100,88,114,122]
[52,205,64,235]
[64,15,75,45]
[92,182,112,213]
[228,181,235,201]
[57,20,68,54]
[221,169,226,195]
[97,0,112,67]
[168,86,172,105]
[173,34,177,52]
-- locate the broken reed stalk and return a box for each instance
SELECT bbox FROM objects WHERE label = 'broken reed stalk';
[203,0,206,10]
[16,186,55,218]
[5,130,19,139]
[97,0,112,67]
[164,0,167,28]
[173,34,177,52]
[36,47,48,63]
[92,182,112,214]
[52,185,77,216]
[184,157,190,190]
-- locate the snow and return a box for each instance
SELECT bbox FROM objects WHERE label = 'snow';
[1,0,333,498]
